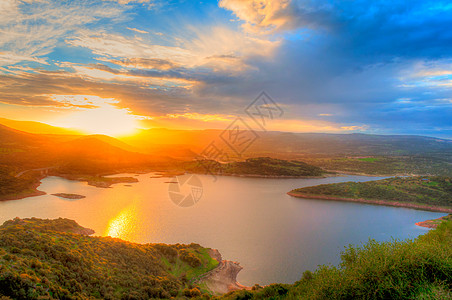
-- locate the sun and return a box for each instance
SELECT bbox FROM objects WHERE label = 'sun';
[50,95,143,137]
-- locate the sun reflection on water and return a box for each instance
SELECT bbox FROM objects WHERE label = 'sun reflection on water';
[105,204,139,240]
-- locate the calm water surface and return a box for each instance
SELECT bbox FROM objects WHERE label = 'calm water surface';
[0,174,445,286]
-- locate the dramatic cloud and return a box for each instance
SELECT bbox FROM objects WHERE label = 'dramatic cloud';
[0,0,451,137]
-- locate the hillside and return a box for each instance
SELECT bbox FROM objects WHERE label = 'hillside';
[288,176,452,212]
[220,220,452,299]
[0,124,171,174]
[0,218,219,299]
[2,121,452,176]
[122,129,452,157]
[183,157,326,177]
[0,118,81,135]
[122,129,452,175]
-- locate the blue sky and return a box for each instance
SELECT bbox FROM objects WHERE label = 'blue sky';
[0,0,451,137]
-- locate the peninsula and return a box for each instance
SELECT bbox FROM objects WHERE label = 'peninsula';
[288,176,452,213]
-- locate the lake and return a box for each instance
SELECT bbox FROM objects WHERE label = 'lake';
[0,174,446,286]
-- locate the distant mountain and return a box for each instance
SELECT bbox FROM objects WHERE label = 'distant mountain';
[0,118,81,135]
[250,132,452,156]
[0,124,171,174]
[120,129,452,158]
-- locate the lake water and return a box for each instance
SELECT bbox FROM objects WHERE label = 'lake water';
[0,174,446,286]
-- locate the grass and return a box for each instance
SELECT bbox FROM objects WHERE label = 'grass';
[162,247,219,281]
[356,157,380,162]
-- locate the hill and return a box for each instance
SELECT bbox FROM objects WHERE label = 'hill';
[0,118,81,135]
[122,129,452,176]
[121,129,452,157]
[288,176,452,212]
[183,157,326,177]
[0,124,170,173]
[0,218,219,299]
[0,124,175,199]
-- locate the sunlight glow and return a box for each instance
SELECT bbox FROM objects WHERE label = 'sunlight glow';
[50,95,143,137]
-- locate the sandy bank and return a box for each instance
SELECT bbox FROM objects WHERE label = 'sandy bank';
[287,192,452,213]
[196,249,249,295]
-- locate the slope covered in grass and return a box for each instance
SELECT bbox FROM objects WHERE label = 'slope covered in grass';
[0,218,218,299]
[184,157,325,177]
[289,176,452,209]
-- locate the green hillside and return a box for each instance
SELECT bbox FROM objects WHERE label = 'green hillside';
[289,176,452,209]
[0,218,218,299]
[184,157,326,177]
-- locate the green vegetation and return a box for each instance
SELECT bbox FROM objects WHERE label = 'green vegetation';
[0,218,219,299]
[59,174,139,188]
[184,157,325,177]
[219,220,452,299]
[303,156,452,176]
[0,167,43,200]
[290,176,452,209]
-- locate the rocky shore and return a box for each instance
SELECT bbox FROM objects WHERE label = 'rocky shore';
[196,249,249,295]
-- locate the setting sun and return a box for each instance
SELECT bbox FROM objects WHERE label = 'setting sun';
[50,95,142,137]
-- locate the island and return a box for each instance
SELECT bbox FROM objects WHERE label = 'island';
[51,193,86,199]
[287,176,452,213]
[55,174,139,188]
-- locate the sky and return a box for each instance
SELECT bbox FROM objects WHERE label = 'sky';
[0,0,451,137]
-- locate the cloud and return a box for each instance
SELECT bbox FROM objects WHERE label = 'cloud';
[109,58,179,70]
[66,31,198,67]
[219,0,332,34]
[0,0,124,66]
[106,0,154,4]
[127,27,149,34]
[1,0,452,137]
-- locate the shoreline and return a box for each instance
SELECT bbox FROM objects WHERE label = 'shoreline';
[203,173,328,179]
[415,215,451,228]
[287,192,452,213]
[0,176,46,201]
[196,249,249,295]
